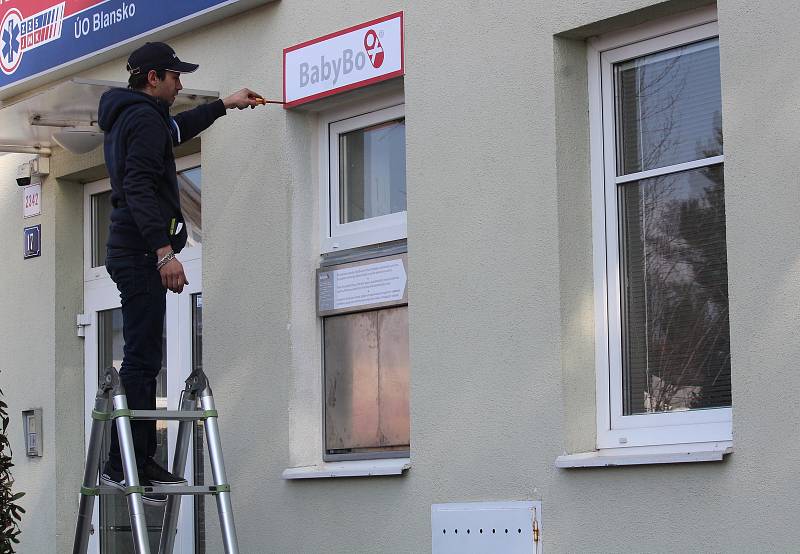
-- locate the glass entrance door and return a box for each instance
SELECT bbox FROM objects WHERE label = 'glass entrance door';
[82,155,204,553]
[95,304,168,552]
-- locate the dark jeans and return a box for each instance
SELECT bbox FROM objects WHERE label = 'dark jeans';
[105,248,166,471]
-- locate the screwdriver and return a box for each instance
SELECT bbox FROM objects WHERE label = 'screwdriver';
[254,97,284,105]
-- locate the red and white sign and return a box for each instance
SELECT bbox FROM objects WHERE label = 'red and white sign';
[23,183,41,218]
[283,12,403,108]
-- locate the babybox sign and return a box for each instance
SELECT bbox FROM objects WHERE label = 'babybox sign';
[283,12,403,107]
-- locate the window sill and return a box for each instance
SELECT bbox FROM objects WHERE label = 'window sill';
[282,458,411,480]
[555,442,732,468]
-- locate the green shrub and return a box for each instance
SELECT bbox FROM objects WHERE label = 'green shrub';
[0,376,25,553]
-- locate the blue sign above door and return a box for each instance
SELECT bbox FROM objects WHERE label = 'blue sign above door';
[0,0,259,93]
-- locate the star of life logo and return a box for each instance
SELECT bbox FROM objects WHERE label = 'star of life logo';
[1,3,66,75]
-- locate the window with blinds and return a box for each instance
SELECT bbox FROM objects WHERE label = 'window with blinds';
[613,37,731,416]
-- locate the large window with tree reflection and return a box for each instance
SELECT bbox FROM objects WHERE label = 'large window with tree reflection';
[594,17,731,448]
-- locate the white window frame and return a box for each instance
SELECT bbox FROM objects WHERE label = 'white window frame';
[319,93,406,253]
[588,6,732,451]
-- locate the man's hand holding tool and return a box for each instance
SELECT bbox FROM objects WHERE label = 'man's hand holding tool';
[222,88,262,109]
[253,97,285,105]
[222,88,284,109]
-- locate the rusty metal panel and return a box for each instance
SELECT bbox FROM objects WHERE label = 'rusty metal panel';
[324,306,409,454]
[325,311,380,451]
[377,307,410,448]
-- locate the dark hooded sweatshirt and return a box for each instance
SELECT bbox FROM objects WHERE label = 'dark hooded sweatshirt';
[98,88,226,254]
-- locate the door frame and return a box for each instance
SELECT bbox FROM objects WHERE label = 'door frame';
[82,153,202,554]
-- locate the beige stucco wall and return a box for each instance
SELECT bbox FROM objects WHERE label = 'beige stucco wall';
[0,149,84,554]
[0,153,56,554]
[0,0,798,551]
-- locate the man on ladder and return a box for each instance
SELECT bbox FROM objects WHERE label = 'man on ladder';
[99,40,259,506]
[74,42,263,553]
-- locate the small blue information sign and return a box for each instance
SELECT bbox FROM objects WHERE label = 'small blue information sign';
[24,224,41,259]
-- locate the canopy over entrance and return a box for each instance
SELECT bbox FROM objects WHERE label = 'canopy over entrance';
[0,78,218,155]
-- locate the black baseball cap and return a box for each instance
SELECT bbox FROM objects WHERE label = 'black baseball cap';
[126,42,199,75]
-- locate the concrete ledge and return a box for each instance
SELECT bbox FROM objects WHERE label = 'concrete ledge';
[556,443,732,468]
[282,458,411,479]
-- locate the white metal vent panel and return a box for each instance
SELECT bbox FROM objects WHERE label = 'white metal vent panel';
[431,501,542,554]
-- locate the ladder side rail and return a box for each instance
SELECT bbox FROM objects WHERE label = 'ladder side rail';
[113,391,152,554]
[200,388,239,554]
[158,391,197,554]
[72,389,112,554]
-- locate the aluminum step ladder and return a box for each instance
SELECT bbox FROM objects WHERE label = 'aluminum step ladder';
[73,366,239,554]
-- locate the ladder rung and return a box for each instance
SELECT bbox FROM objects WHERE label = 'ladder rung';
[146,484,229,495]
[91,485,230,496]
[106,525,164,532]
[128,410,217,421]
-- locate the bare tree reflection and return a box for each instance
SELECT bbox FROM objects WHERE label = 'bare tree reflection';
[617,40,730,414]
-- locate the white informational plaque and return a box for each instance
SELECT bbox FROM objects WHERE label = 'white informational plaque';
[23,182,41,218]
[318,254,407,316]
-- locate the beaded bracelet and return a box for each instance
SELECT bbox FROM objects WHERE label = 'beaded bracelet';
[156,251,175,270]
